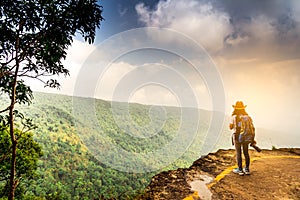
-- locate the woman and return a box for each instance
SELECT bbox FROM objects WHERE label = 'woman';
[229,101,252,176]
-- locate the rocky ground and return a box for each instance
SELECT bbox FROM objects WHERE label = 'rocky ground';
[137,148,300,200]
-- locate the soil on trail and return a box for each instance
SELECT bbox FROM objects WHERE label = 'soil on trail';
[211,155,300,200]
[139,148,300,200]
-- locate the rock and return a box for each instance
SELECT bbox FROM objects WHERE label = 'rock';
[139,148,300,200]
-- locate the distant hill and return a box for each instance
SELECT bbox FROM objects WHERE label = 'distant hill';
[0,92,215,199]
[0,92,294,199]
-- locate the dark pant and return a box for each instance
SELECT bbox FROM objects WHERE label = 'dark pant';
[235,142,250,170]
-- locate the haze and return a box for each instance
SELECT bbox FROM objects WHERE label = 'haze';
[27,0,300,138]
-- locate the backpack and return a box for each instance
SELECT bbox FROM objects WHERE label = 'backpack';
[236,115,255,143]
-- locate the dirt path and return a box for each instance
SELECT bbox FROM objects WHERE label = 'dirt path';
[210,155,300,200]
[140,148,300,200]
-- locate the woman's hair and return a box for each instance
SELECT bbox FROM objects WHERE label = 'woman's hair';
[232,109,248,116]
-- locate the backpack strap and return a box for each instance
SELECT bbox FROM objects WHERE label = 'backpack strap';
[232,115,241,144]
[235,115,241,135]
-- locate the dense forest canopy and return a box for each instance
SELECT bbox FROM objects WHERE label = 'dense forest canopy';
[1,92,215,199]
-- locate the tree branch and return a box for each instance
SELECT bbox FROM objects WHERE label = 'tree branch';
[1,56,15,68]
[19,74,47,84]
[0,106,10,113]
[0,71,13,79]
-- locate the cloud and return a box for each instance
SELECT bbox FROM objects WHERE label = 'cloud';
[24,38,96,95]
[135,0,300,62]
[65,39,96,64]
[59,39,97,95]
[227,15,276,43]
[213,0,293,23]
[95,61,137,100]
[135,0,232,52]
[219,0,300,61]
[91,59,212,109]
[130,85,179,107]
[291,1,300,22]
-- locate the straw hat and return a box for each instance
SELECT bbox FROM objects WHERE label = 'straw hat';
[232,101,247,110]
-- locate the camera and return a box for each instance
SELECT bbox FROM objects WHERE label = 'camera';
[250,143,262,152]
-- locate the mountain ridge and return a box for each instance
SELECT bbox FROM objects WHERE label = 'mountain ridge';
[1,91,297,199]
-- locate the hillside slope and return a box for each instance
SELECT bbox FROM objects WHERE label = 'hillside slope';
[2,92,296,199]
[0,92,214,199]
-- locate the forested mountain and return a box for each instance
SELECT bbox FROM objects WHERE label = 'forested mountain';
[1,92,218,199]
[1,92,292,199]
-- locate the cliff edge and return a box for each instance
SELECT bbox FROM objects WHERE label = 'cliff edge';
[138,148,300,200]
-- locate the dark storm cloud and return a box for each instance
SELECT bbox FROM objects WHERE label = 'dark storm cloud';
[209,0,300,61]
[132,0,300,61]
[274,12,297,36]
[99,0,300,61]
[213,0,300,36]
[212,0,289,19]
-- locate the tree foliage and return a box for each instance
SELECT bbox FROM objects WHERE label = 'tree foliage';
[1,92,207,199]
[0,0,103,199]
[0,0,103,88]
[0,127,43,199]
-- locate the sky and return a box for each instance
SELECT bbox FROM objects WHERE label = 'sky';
[29,0,300,135]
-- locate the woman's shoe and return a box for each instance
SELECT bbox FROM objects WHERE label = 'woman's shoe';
[233,168,244,176]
